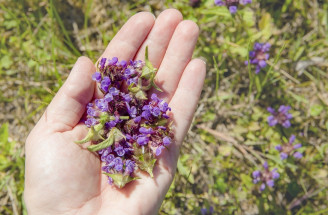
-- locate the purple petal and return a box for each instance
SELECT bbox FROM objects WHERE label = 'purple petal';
[137,135,149,146]
[214,0,225,6]
[275,145,282,151]
[258,60,267,68]
[267,115,278,126]
[263,162,268,169]
[293,143,302,149]
[266,180,274,187]
[229,6,238,14]
[280,152,288,160]
[260,183,266,191]
[293,151,303,159]
[267,107,275,114]
[99,58,106,69]
[156,146,165,156]
[92,72,102,82]
[289,135,296,144]
[282,120,291,128]
[163,136,172,146]
[252,170,261,178]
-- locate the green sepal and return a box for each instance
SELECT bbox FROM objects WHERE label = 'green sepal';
[135,90,147,100]
[151,78,163,92]
[75,124,104,144]
[155,118,168,126]
[144,46,154,69]
[105,173,140,188]
[128,84,140,93]
[133,145,157,177]
[99,112,111,124]
[87,134,114,152]
[87,127,125,152]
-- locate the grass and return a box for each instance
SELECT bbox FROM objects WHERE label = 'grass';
[1,0,328,214]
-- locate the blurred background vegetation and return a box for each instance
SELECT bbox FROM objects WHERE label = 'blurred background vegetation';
[0,0,327,214]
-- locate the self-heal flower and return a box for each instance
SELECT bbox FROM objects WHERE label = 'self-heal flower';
[275,134,303,160]
[92,72,101,82]
[252,162,280,192]
[245,42,270,74]
[267,105,292,128]
[214,0,252,14]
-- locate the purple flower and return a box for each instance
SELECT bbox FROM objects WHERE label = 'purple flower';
[137,135,149,146]
[99,58,106,70]
[267,105,292,128]
[156,146,165,156]
[109,87,119,96]
[122,93,132,102]
[101,77,111,93]
[214,0,251,14]
[107,57,118,66]
[85,118,97,127]
[119,60,127,67]
[125,160,135,175]
[201,206,214,215]
[139,127,153,134]
[114,146,125,157]
[245,42,270,74]
[252,162,279,191]
[109,157,123,172]
[95,99,109,112]
[163,136,172,146]
[275,134,303,160]
[92,72,102,82]
[229,6,237,13]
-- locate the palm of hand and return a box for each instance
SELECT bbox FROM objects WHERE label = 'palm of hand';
[25,10,205,215]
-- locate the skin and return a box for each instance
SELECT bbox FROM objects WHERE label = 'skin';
[24,9,206,215]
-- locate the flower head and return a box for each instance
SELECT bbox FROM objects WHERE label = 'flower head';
[275,134,303,160]
[214,0,252,14]
[252,162,280,191]
[245,42,271,74]
[267,105,292,128]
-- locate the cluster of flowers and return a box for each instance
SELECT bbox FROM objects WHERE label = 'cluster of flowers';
[76,49,173,188]
[252,105,303,191]
[214,0,252,14]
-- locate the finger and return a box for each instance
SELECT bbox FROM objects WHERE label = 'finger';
[152,20,199,101]
[94,12,155,99]
[169,58,206,145]
[134,9,183,67]
[99,12,155,61]
[44,57,96,132]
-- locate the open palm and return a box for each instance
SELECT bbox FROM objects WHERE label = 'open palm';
[24,9,206,215]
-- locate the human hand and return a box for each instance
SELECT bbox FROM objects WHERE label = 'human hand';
[24,9,206,215]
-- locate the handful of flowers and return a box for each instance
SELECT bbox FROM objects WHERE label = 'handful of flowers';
[76,48,174,188]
